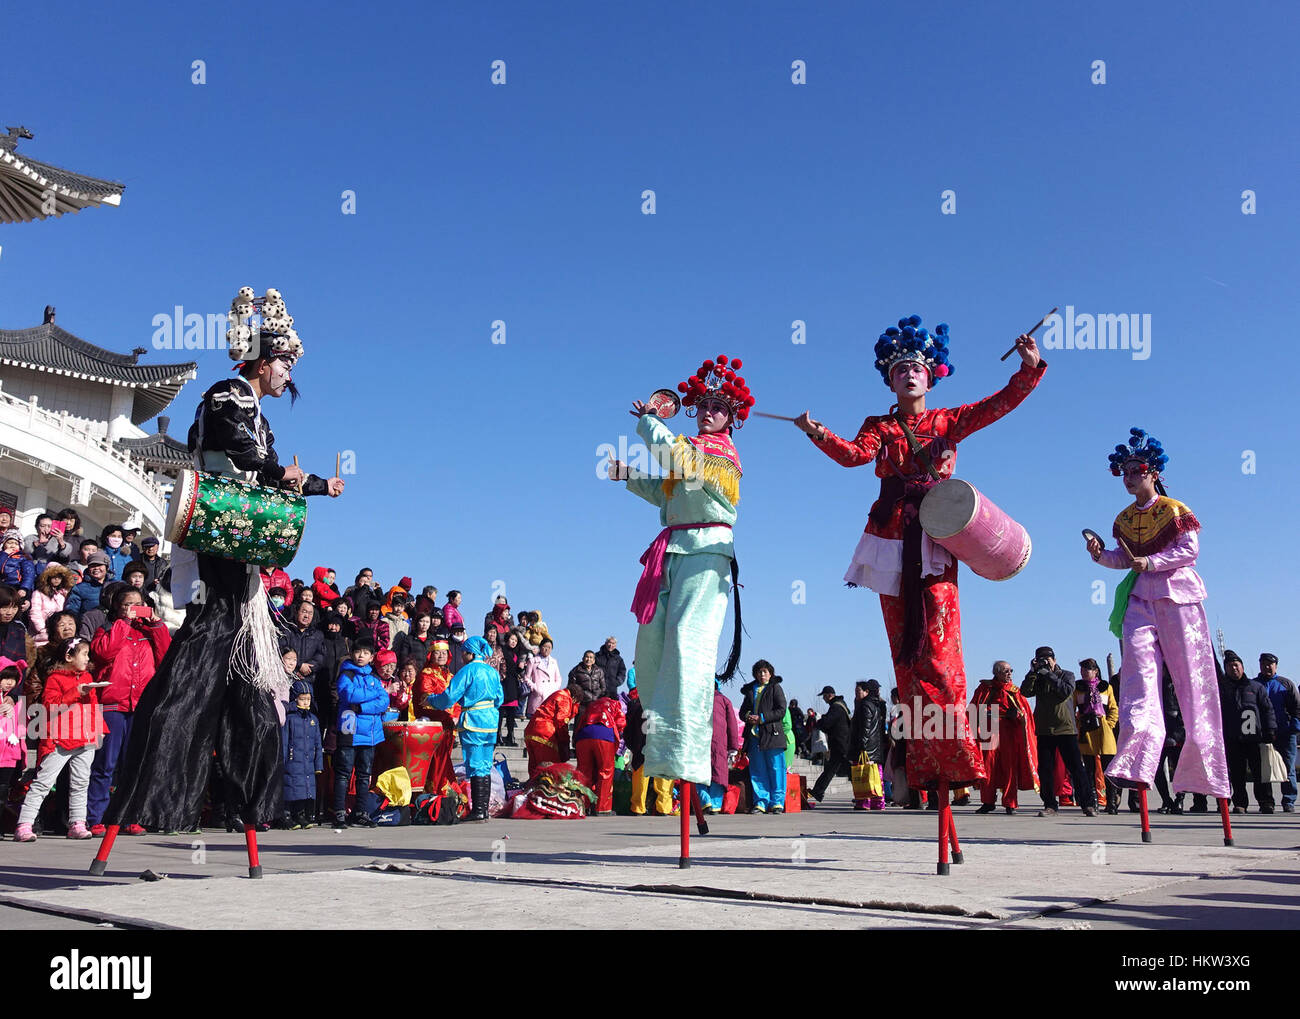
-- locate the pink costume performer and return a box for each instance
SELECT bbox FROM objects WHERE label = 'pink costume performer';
[1090,429,1230,802]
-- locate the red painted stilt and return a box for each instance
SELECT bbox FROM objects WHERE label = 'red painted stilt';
[1139,787,1152,843]
[678,781,692,868]
[88,824,120,876]
[948,807,964,864]
[690,782,709,836]
[244,824,263,879]
[1218,797,1234,846]
[936,781,950,875]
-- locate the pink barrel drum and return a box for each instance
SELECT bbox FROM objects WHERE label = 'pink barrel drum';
[918,479,1032,581]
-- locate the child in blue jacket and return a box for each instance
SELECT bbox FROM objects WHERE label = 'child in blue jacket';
[283,679,323,829]
[332,636,387,829]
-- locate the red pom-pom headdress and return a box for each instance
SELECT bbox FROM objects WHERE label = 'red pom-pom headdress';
[675,354,755,427]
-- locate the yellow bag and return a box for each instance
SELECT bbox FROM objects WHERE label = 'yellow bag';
[850,753,883,799]
[375,767,413,807]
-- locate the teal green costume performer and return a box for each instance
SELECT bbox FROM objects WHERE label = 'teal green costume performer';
[610,355,753,785]
[426,635,502,821]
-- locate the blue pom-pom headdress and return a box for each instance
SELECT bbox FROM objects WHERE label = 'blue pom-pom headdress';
[873,314,954,387]
[1108,427,1169,476]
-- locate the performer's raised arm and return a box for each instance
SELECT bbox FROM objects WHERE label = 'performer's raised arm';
[800,413,885,468]
[946,337,1045,443]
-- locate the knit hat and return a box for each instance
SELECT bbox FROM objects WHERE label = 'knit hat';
[1260,653,1279,666]
[375,648,397,667]
[86,551,111,568]
[290,679,313,700]
[1223,650,1242,666]
[1,529,21,546]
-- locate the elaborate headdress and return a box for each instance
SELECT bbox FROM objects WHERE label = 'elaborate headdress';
[676,354,755,426]
[226,286,304,366]
[873,314,953,386]
[1108,427,1168,476]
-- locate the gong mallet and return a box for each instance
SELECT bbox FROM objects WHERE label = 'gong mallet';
[291,456,304,494]
[999,307,1058,362]
[752,411,799,422]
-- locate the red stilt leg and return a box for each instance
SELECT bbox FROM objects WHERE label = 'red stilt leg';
[1139,788,1152,843]
[244,824,263,879]
[948,808,964,864]
[678,782,691,869]
[1218,797,1234,847]
[690,783,709,836]
[936,781,950,875]
[88,824,120,876]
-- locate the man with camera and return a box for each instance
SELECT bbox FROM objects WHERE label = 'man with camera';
[1021,646,1096,817]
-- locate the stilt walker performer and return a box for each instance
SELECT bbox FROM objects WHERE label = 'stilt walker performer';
[1085,429,1233,844]
[92,287,345,877]
[608,356,751,864]
[794,316,1045,872]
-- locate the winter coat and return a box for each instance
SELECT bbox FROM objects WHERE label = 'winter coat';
[343,583,380,619]
[1263,674,1300,738]
[711,687,742,786]
[567,662,606,706]
[441,601,465,632]
[136,553,167,590]
[0,619,27,665]
[1074,683,1119,756]
[393,629,433,667]
[38,667,103,755]
[500,646,524,705]
[850,693,889,764]
[523,654,563,715]
[282,706,324,801]
[0,693,25,769]
[102,545,134,582]
[817,696,853,757]
[0,551,35,595]
[29,587,67,646]
[1220,674,1277,745]
[280,618,326,679]
[738,676,788,751]
[382,612,409,648]
[624,691,646,768]
[90,617,171,712]
[484,604,513,639]
[311,567,340,608]
[26,533,71,568]
[259,566,292,595]
[64,577,104,618]
[356,617,390,651]
[335,661,389,748]
[1021,667,1078,736]
[594,646,628,697]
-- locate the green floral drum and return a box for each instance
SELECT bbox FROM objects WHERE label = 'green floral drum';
[166,469,307,568]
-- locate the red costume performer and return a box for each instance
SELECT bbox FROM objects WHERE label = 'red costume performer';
[524,687,580,778]
[970,667,1038,812]
[802,316,1045,792]
[416,639,460,731]
[574,695,627,815]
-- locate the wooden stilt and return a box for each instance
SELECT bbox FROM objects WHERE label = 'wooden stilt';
[88,824,120,875]
[1218,797,1234,846]
[678,781,692,868]
[1139,787,1152,843]
[936,781,950,875]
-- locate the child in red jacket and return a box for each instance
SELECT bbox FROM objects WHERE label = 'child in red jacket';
[87,588,171,834]
[15,637,103,841]
[574,695,626,815]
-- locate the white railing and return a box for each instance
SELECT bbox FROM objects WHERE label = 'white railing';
[0,382,166,504]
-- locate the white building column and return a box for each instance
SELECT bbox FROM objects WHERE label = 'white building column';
[19,482,48,534]
[106,385,134,442]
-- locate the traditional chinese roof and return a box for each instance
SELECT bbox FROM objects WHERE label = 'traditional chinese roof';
[0,126,124,223]
[115,416,191,473]
[0,318,197,424]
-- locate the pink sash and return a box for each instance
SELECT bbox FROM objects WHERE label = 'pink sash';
[631,522,732,623]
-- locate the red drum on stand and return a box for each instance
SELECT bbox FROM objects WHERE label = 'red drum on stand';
[919,479,1031,581]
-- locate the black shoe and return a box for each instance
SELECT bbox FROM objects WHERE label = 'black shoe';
[332,811,347,831]
[1104,804,1120,815]
[347,811,377,828]
[1004,806,1017,815]
[1260,805,1275,814]
[1188,802,1208,814]
[1284,805,1295,813]
[1082,806,1097,817]
[976,803,996,814]
[467,775,491,822]
[1037,808,1058,817]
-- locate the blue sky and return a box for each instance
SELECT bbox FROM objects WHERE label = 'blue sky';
[3,1,1296,708]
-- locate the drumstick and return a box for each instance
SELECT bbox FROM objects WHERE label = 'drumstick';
[335,451,341,478]
[291,455,303,494]
[752,411,799,422]
[999,307,1058,361]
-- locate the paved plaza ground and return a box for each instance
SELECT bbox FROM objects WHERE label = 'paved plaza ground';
[2,801,1296,930]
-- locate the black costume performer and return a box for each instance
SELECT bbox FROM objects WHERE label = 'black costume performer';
[105,287,338,832]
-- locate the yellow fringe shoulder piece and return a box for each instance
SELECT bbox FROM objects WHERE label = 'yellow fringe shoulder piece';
[661,434,742,506]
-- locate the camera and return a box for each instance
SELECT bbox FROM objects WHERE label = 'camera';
[1032,658,1052,675]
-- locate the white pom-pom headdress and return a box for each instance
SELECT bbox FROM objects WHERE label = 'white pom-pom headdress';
[226,286,305,365]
